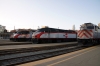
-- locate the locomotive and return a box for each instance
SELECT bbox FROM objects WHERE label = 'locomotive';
[10,29,36,42]
[32,27,77,43]
[77,23,100,46]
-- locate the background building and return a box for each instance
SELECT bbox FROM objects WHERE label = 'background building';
[72,25,75,30]
[0,25,9,39]
[98,23,100,28]
[0,25,6,33]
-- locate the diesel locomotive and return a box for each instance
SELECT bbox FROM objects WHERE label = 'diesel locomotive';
[77,23,100,46]
[32,27,77,43]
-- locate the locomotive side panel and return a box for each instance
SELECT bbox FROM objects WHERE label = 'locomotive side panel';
[97,32,100,38]
[39,33,76,38]
[93,32,98,38]
[32,28,77,43]
[68,33,76,38]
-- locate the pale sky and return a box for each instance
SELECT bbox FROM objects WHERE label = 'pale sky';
[0,0,100,31]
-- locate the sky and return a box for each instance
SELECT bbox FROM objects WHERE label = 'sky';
[0,0,100,31]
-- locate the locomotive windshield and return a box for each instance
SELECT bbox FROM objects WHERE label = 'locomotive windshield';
[81,23,94,29]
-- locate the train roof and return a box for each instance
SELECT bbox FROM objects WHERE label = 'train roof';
[10,29,36,33]
[83,23,97,26]
[84,23,93,24]
[39,27,74,30]
[38,27,76,32]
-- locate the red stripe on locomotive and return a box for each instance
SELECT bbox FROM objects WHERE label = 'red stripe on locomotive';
[78,30,83,37]
[35,32,44,38]
[14,34,20,38]
[84,30,92,37]
[83,33,89,38]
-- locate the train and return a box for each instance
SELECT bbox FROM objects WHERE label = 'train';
[31,27,77,43]
[10,23,100,46]
[10,29,36,42]
[77,23,100,46]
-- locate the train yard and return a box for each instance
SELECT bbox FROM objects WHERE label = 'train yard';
[1,39,99,66]
[0,39,85,66]
[0,22,100,66]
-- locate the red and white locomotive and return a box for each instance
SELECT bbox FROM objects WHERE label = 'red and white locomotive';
[77,23,100,46]
[10,29,36,42]
[32,27,77,43]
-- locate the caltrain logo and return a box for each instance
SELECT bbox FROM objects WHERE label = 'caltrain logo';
[64,33,68,38]
[78,30,93,38]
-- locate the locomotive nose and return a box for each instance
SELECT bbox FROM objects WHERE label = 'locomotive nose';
[78,30,93,39]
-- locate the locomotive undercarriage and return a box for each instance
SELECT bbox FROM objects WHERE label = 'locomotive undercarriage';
[10,38,31,42]
[32,38,77,44]
[77,39,100,46]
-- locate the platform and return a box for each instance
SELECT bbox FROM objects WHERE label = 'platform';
[0,42,77,50]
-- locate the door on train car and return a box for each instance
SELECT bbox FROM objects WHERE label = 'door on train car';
[94,26,98,38]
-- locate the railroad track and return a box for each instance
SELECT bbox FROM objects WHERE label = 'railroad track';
[0,43,77,55]
[1,41,96,66]
[0,43,84,66]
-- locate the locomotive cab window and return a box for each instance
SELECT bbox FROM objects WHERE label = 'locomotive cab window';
[86,23,94,29]
[95,26,98,31]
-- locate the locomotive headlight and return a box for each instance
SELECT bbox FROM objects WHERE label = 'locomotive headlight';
[32,33,36,38]
[32,34,35,38]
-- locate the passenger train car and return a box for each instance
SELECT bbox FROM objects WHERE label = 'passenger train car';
[10,29,36,42]
[32,27,77,43]
[77,23,100,46]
